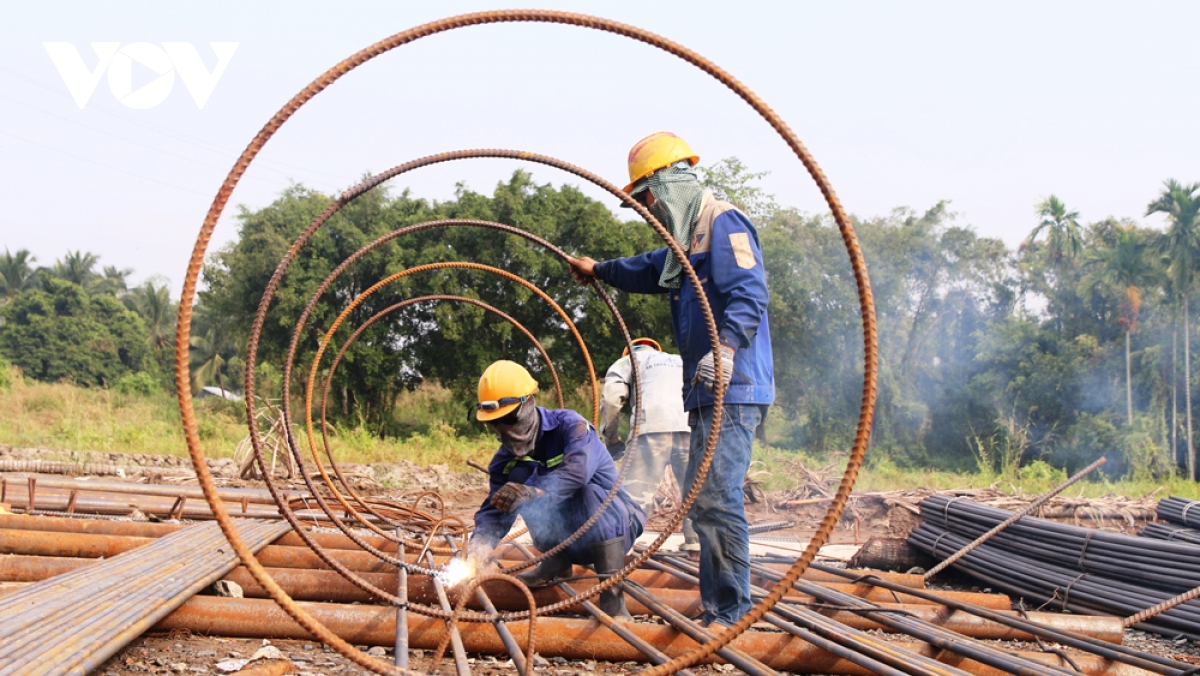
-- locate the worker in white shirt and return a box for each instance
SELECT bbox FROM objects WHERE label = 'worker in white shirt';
[599,337,699,551]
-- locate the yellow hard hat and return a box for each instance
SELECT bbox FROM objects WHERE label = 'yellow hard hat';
[623,132,699,195]
[476,360,539,422]
[622,337,663,358]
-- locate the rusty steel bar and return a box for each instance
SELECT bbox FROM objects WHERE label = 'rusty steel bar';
[806,562,1193,676]
[1124,583,1200,627]
[152,596,1153,676]
[0,512,399,551]
[0,519,289,675]
[0,488,297,522]
[0,513,934,584]
[0,552,1112,641]
[509,540,697,676]
[924,457,1107,580]
[0,457,158,477]
[0,475,304,504]
[0,552,1011,610]
[173,15,879,675]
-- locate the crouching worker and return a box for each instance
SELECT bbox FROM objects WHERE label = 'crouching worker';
[465,360,646,618]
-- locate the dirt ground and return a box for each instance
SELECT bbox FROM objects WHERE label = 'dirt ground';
[4,444,1196,674]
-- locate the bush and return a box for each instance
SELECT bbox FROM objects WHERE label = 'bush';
[114,371,160,397]
[0,354,19,390]
[0,278,151,385]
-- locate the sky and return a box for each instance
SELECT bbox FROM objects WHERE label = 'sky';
[1,1,1197,292]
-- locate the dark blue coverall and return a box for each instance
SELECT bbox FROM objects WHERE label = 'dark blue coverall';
[471,407,646,564]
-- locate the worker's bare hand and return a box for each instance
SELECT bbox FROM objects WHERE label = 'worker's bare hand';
[567,257,597,286]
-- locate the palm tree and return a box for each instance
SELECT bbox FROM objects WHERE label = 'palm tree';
[1026,195,1083,269]
[189,304,232,395]
[124,279,176,350]
[49,250,100,289]
[0,249,38,301]
[190,326,228,395]
[1150,179,1200,478]
[96,265,133,296]
[1079,226,1159,424]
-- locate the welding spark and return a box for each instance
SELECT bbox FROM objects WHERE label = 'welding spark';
[439,557,476,587]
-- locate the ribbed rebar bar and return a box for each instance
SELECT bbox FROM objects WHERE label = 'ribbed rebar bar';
[0,519,287,675]
[173,11,878,674]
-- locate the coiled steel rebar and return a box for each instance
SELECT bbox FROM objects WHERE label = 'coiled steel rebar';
[173,10,878,675]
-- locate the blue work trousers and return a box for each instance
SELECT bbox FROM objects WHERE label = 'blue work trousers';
[682,403,761,626]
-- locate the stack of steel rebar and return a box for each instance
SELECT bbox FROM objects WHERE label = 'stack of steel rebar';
[1136,496,1200,544]
[1155,496,1200,528]
[0,518,290,675]
[7,511,1185,676]
[909,495,1200,639]
[1140,522,1200,545]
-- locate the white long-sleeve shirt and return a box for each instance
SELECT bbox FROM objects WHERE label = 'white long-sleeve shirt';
[599,348,691,445]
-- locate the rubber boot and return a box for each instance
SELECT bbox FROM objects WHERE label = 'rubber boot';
[591,537,632,620]
[514,551,572,587]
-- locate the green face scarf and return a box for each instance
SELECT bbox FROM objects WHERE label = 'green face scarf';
[635,162,706,289]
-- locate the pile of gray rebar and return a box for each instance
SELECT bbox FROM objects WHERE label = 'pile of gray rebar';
[0,518,289,675]
[909,495,1200,639]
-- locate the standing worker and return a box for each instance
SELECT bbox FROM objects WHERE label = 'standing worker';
[567,132,774,628]
[599,337,699,552]
[465,360,645,618]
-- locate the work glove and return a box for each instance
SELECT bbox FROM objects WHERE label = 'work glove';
[693,344,736,394]
[490,482,545,513]
[606,441,627,462]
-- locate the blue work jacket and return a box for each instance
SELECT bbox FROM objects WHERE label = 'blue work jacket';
[472,407,645,563]
[594,191,775,410]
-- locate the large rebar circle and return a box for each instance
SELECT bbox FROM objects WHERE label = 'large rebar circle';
[242,157,692,620]
[174,11,878,675]
[295,254,598,550]
[310,293,568,537]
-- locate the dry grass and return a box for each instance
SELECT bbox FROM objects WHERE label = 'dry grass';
[0,376,495,470]
[4,372,1199,500]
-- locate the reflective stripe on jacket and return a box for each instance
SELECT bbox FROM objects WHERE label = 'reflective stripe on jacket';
[594,191,775,410]
[472,407,646,562]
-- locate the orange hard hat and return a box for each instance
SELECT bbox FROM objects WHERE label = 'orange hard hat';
[622,337,663,358]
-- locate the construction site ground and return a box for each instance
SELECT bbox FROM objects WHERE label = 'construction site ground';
[3,444,1198,675]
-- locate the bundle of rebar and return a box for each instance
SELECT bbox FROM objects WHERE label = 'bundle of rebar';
[1139,522,1200,546]
[0,518,289,675]
[1156,496,1200,529]
[910,495,1200,638]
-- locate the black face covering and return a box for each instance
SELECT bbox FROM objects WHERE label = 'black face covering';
[491,397,539,457]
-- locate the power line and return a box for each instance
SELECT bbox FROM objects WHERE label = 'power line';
[0,66,351,184]
[0,129,214,198]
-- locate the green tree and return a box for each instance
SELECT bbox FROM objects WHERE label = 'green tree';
[0,277,151,385]
[1026,195,1083,268]
[202,173,672,434]
[124,279,176,350]
[48,250,101,289]
[1150,179,1200,478]
[698,157,778,220]
[0,248,39,301]
[190,304,233,395]
[1078,225,1160,424]
[96,265,133,296]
